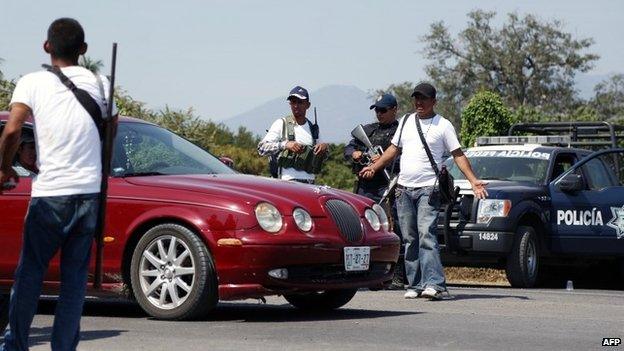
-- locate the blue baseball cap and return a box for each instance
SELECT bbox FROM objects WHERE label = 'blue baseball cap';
[370,93,397,109]
[287,86,310,101]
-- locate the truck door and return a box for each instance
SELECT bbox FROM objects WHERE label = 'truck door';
[549,149,624,255]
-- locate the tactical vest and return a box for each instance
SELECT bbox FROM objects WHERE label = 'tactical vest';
[277,116,326,174]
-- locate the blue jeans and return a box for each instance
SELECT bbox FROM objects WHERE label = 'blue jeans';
[395,186,446,292]
[2,193,99,351]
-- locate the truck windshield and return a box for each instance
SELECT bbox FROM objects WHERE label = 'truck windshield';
[444,156,549,184]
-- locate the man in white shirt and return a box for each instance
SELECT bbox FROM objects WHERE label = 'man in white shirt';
[0,18,116,351]
[360,83,487,300]
[257,86,328,183]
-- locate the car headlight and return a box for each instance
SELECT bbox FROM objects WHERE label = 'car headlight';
[372,204,389,231]
[293,208,312,232]
[477,199,511,224]
[365,208,381,231]
[255,202,283,233]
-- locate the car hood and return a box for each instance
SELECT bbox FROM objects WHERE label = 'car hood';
[122,174,369,217]
[454,179,547,199]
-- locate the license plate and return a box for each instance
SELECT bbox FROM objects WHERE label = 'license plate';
[344,246,370,271]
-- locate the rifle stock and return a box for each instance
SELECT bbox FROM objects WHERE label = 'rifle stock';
[94,43,117,290]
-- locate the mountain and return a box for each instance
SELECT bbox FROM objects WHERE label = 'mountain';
[222,85,377,144]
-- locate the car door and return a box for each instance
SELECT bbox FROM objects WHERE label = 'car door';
[549,149,624,255]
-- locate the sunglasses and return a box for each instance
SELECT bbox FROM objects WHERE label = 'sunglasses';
[374,107,388,114]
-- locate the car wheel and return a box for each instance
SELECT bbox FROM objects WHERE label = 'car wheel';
[505,226,539,288]
[130,223,218,320]
[284,289,358,311]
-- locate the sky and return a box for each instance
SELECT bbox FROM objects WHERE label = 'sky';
[1,0,622,121]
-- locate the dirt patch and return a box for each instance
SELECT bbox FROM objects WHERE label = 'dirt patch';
[445,267,510,286]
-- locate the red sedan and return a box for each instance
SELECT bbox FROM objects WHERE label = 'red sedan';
[0,112,400,320]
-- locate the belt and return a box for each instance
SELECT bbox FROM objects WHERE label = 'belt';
[396,184,427,191]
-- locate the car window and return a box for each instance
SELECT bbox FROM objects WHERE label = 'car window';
[581,157,618,190]
[113,122,235,176]
[445,154,549,184]
[550,153,577,181]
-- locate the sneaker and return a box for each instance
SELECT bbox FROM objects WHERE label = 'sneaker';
[421,287,442,300]
[404,289,419,299]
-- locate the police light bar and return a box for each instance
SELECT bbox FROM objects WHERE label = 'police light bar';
[476,135,571,146]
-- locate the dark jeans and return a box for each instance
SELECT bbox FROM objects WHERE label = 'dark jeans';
[1,193,99,351]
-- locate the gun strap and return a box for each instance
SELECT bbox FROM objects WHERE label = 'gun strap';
[43,64,104,140]
[415,114,440,177]
[388,114,409,178]
[282,116,317,145]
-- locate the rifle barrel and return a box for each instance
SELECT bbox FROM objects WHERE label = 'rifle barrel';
[94,43,117,290]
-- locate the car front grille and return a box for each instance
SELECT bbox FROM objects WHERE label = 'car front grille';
[325,199,363,243]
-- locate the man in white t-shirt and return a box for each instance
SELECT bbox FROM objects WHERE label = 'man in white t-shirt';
[360,83,487,300]
[257,86,328,183]
[0,18,117,351]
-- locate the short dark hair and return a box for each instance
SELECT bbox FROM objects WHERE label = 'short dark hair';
[47,18,85,59]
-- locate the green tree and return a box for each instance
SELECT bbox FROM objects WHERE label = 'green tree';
[592,74,624,121]
[422,10,598,125]
[460,91,514,147]
[79,56,104,74]
[373,82,415,118]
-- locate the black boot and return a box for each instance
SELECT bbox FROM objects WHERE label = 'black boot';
[386,256,406,290]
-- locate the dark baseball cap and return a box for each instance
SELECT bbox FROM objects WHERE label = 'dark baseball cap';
[369,93,398,109]
[411,83,436,99]
[287,86,310,101]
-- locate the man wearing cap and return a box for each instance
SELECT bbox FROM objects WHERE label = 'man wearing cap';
[359,82,487,300]
[258,86,328,183]
[344,93,405,289]
[13,135,38,177]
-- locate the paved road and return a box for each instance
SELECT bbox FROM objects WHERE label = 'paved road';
[2,286,623,351]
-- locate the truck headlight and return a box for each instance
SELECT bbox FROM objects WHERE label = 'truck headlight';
[372,204,389,231]
[255,202,283,233]
[293,208,313,232]
[477,199,511,224]
[365,208,381,231]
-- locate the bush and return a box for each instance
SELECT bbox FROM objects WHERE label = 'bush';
[460,91,514,147]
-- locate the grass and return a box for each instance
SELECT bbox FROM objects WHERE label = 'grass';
[444,267,510,286]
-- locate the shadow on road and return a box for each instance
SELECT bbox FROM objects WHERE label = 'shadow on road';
[37,299,147,318]
[204,302,420,323]
[0,327,125,348]
[446,293,530,301]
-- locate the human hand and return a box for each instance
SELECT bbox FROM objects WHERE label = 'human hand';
[370,154,381,163]
[352,150,363,161]
[359,166,376,179]
[313,143,328,155]
[285,141,304,154]
[471,179,488,199]
[0,167,19,194]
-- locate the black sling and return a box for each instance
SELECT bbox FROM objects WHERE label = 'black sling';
[43,64,104,140]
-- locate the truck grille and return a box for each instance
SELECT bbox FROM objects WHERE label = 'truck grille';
[325,199,363,242]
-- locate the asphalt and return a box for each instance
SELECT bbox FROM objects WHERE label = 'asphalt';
[1,285,622,351]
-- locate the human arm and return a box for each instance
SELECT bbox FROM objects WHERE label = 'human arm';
[0,103,31,193]
[451,148,488,199]
[344,138,364,162]
[358,144,399,179]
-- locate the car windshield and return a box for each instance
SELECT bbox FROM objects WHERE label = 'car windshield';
[444,151,550,184]
[112,122,236,177]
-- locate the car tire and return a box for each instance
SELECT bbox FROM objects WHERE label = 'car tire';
[130,223,218,320]
[284,289,358,311]
[505,226,540,288]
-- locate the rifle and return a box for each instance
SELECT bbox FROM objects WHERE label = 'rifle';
[94,43,117,290]
[350,124,390,181]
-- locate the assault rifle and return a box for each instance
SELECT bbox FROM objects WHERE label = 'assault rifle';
[94,43,117,290]
[350,124,390,181]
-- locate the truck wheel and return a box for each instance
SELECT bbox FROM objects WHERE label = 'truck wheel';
[284,289,357,311]
[130,223,218,320]
[505,226,539,288]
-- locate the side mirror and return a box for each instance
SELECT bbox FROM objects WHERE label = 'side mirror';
[557,173,583,192]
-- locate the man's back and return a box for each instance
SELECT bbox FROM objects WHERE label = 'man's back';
[10,66,112,197]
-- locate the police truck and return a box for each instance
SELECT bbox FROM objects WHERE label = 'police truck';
[438,122,624,287]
